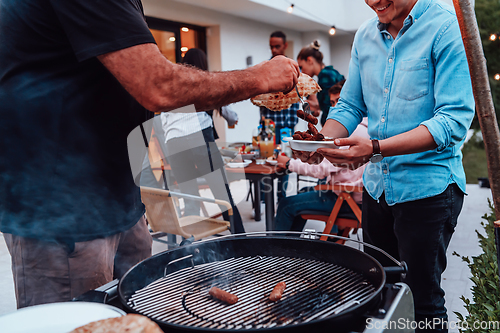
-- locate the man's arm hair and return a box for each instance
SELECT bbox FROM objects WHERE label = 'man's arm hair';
[98,43,299,112]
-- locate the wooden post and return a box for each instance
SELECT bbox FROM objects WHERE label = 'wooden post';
[452,0,500,283]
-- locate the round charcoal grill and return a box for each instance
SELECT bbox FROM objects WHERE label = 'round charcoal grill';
[118,234,405,332]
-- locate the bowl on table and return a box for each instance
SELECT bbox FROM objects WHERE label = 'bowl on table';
[266,157,278,165]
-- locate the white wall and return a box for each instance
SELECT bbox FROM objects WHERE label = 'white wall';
[330,34,355,78]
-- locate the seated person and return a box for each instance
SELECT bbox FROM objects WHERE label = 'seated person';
[274,118,368,232]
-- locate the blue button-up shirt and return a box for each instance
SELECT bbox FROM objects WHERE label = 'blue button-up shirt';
[328,0,474,205]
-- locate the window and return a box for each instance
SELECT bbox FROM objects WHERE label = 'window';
[146,17,207,63]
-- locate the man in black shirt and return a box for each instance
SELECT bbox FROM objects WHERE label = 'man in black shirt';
[0,0,299,308]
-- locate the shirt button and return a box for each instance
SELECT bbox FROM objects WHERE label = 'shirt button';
[381,117,385,123]
[389,58,393,63]
[386,35,390,39]
[384,88,389,93]
[383,169,388,174]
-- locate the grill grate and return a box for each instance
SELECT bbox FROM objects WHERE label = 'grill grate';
[127,256,376,330]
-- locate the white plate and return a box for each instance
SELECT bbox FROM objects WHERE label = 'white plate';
[289,139,338,152]
[0,302,125,333]
[266,158,278,165]
[227,161,251,168]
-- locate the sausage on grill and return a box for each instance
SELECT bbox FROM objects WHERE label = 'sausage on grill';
[209,287,238,305]
[269,282,286,302]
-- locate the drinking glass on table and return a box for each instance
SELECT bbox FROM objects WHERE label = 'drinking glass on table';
[259,139,274,159]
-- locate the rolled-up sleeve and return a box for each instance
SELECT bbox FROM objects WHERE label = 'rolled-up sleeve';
[420,19,474,152]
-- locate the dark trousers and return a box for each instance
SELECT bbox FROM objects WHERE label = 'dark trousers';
[362,184,463,333]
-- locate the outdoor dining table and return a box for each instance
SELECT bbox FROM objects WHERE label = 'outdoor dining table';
[225,160,284,231]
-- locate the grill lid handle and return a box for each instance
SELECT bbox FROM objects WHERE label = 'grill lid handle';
[383,262,408,275]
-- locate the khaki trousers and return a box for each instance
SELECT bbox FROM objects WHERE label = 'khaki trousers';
[3,217,152,308]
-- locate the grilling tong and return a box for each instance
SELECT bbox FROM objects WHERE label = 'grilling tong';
[295,85,312,115]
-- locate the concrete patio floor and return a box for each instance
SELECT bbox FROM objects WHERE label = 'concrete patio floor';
[0,176,494,332]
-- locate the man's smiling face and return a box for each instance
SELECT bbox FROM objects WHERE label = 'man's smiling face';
[365,0,418,25]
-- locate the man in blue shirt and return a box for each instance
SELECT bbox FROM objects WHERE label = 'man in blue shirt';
[302,0,474,331]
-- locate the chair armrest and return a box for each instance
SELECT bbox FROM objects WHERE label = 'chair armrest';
[141,187,233,216]
[214,199,233,216]
[169,190,220,204]
[313,184,364,193]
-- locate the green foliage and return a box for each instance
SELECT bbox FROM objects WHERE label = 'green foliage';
[462,130,489,183]
[474,0,500,129]
[453,200,500,332]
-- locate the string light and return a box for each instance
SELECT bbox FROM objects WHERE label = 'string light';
[181,47,189,52]
[169,37,176,42]
[285,2,338,36]
[490,34,497,41]
[181,27,189,32]
[495,74,500,81]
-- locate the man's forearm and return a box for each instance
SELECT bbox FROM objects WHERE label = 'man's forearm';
[98,43,298,112]
[152,64,268,112]
[379,125,437,157]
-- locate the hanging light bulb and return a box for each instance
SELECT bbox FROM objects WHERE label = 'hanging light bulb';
[490,34,497,41]
[287,4,294,13]
[329,26,337,36]
[495,73,500,81]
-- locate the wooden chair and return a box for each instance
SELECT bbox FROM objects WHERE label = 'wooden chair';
[140,186,231,243]
[299,184,363,244]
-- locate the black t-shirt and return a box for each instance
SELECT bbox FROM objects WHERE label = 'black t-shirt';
[0,0,156,242]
